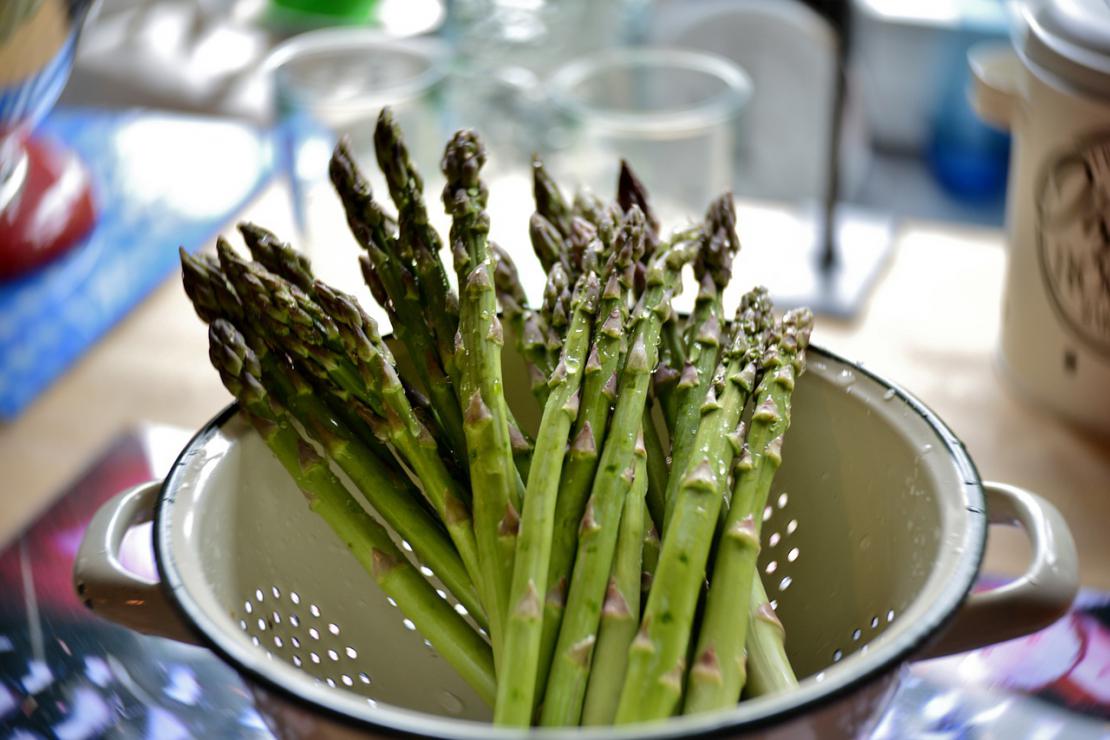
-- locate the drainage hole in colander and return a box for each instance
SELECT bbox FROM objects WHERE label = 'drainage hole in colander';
[386,597,398,608]
[401,540,414,553]
[787,547,799,562]
[272,611,282,625]
[239,619,247,630]
[255,589,265,602]
[832,649,843,662]
[328,623,340,636]
[778,576,792,591]
[328,649,339,661]
[292,636,301,648]
[454,604,469,617]
[402,618,416,631]
[346,646,358,659]
[870,616,879,629]
[786,519,798,534]
[359,672,371,685]
[436,589,447,600]
[769,532,781,547]
[765,561,778,574]
[293,655,302,667]
[309,627,320,640]
[763,505,773,522]
[420,566,435,577]
[342,674,354,687]
[244,602,253,614]
[274,636,284,648]
[851,628,861,641]
[777,492,788,509]
[310,604,321,618]
[257,618,266,632]
[887,609,896,623]
[290,615,300,628]
[326,678,336,688]
[251,636,260,647]
[310,652,321,664]
[290,591,301,605]
[815,672,826,683]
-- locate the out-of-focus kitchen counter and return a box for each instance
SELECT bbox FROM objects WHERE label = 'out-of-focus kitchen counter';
[1,185,1107,588]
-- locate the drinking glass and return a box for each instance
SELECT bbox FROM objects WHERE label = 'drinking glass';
[267,29,447,300]
[547,48,751,228]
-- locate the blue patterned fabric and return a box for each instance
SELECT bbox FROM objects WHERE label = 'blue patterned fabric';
[0,108,275,419]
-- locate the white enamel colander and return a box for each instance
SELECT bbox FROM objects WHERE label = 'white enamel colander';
[74,345,1078,739]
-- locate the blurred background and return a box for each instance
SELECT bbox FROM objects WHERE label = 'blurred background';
[0,0,1015,420]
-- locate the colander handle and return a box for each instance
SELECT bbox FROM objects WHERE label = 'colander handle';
[920,481,1078,659]
[73,481,200,645]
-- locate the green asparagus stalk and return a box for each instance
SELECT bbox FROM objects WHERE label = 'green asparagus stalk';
[535,207,646,696]
[492,244,556,391]
[532,154,574,238]
[640,511,661,602]
[541,233,698,727]
[443,129,523,665]
[662,194,741,533]
[495,272,599,726]
[683,307,811,714]
[207,319,495,704]
[617,159,661,256]
[614,289,773,724]
[745,575,798,697]
[581,436,648,725]
[373,108,461,384]
[641,404,669,534]
[329,140,469,466]
[529,212,569,276]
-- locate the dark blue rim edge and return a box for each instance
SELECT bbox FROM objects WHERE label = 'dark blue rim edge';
[152,344,987,739]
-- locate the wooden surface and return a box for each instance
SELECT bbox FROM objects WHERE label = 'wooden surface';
[1,187,1107,591]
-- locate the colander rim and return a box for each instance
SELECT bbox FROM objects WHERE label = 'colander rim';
[153,344,987,738]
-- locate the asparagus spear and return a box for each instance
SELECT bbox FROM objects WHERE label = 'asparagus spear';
[442,129,523,665]
[581,435,648,725]
[329,140,469,465]
[529,212,569,276]
[492,244,556,399]
[614,289,773,724]
[495,272,599,726]
[662,194,741,533]
[683,307,811,714]
[641,405,670,534]
[207,319,495,704]
[617,159,661,256]
[373,108,461,385]
[745,575,798,698]
[541,233,698,727]
[533,154,574,238]
[535,207,645,695]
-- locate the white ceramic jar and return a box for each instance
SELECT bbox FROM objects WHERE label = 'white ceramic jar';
[971,0,1110,433]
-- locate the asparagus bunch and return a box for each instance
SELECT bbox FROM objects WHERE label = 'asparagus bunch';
[182,108,814,729]
[615,288,773,723]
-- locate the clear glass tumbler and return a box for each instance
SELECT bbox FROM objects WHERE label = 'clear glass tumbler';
[267,29,447,299]
[547,48,751,228]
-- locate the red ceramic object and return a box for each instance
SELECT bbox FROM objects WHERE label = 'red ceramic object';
[0,133,96,280]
